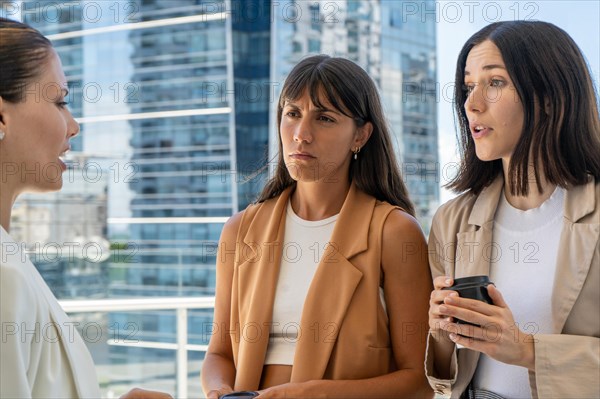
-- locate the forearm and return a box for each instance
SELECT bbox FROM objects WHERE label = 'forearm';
[295,369,432,399]
[201,352,236,397]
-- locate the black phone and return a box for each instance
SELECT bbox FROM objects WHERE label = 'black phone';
[220,391,259,399]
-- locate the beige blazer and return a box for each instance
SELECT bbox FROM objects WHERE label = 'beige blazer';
[425,177,600,398]
[0,227,101,398]
[229,184,398,391]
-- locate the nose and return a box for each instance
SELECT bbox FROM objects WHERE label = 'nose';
[67,112,80,139]
[293,117,313,144]
[465,84,487,114]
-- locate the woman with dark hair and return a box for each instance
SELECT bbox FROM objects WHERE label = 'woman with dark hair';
[427,21,600,398]
[0,18,171,399]
[201,55,433,398]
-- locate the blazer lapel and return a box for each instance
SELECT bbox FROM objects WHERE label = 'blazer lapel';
[291,184,373,382]
[551,179,599,333]
[454,177,503,279]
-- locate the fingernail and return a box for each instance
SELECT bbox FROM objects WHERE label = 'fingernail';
[445,296,455,304]
[445,278,452,285]
[449,333,458,341]
[449,292,458,297]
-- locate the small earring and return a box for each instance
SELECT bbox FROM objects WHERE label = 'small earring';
[0,130,5,141]
[353,146,361,160]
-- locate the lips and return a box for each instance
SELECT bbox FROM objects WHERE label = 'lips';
[289,151,315,161]
[58,146,71,171]
[470,122,492,139]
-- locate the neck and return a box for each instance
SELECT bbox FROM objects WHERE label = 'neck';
[290,178,351,221]
[502,158,556,210]
[0,185,17,232]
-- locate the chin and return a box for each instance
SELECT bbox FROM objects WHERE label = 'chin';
[33,182,63,193]
[285,163,319,182]
[35,177,64,193]
[474,148,496,162]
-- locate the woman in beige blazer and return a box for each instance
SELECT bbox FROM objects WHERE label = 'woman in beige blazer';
[201,55,433,398]
[426,21,600,398]
[0,18,171,399]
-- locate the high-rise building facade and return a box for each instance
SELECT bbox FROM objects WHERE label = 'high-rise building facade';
[5,0,437,395]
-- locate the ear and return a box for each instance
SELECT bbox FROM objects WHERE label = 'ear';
[0,96,6,132]
[355,121,373,148]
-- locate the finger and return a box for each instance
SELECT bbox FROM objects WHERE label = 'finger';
[487,284,508,308]
[449,322,496,341]
[431,301,459,318]
[439,304,489,326]
[429,316,453,331]
[433,275,454,290]
[430,289,458,307]
[449,332,490,354]
[444,295,496,316]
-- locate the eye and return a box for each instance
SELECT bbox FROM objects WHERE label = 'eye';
[285,110,299,118]
[57,101,69,109]
[462,83,475,95]
[490,78,506,88]
[317,114,335,123]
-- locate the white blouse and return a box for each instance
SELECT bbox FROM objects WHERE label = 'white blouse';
[1,226,101,398]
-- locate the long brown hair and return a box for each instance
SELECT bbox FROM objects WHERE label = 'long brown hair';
[256,55,415,216]
[448,21,600,196]
[0,17,53,102]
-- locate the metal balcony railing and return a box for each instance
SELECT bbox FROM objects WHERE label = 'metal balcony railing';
[60,297,216,399]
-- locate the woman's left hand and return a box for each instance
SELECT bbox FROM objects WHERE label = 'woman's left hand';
[256,381,322,399]
[439,284,536,370]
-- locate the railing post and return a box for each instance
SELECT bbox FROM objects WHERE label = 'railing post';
[177,307,188,399]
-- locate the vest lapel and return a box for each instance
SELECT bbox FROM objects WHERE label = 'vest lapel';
[291,184,374,381]
[233,188,292,389]
[551,179,599,333]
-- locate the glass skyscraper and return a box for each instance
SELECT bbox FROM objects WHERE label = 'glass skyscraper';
[4,0,437,395]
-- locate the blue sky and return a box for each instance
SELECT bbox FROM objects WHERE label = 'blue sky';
[436,0,600,203]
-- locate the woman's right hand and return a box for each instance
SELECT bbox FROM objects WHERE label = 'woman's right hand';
[428,276,458,333]
[120,388,173,399]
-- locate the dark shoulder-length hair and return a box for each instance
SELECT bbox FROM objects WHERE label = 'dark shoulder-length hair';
[256,55,415,216]
[448,20,600,196]
[0,17,53,102]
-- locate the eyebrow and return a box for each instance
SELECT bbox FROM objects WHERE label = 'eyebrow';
[464,64,506,75]
[314,106,341,115]
[284,102,341,115]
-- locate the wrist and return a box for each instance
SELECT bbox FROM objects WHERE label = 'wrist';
[520,336,536,371]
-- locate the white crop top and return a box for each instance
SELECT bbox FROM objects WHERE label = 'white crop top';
[263,201,338,365]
